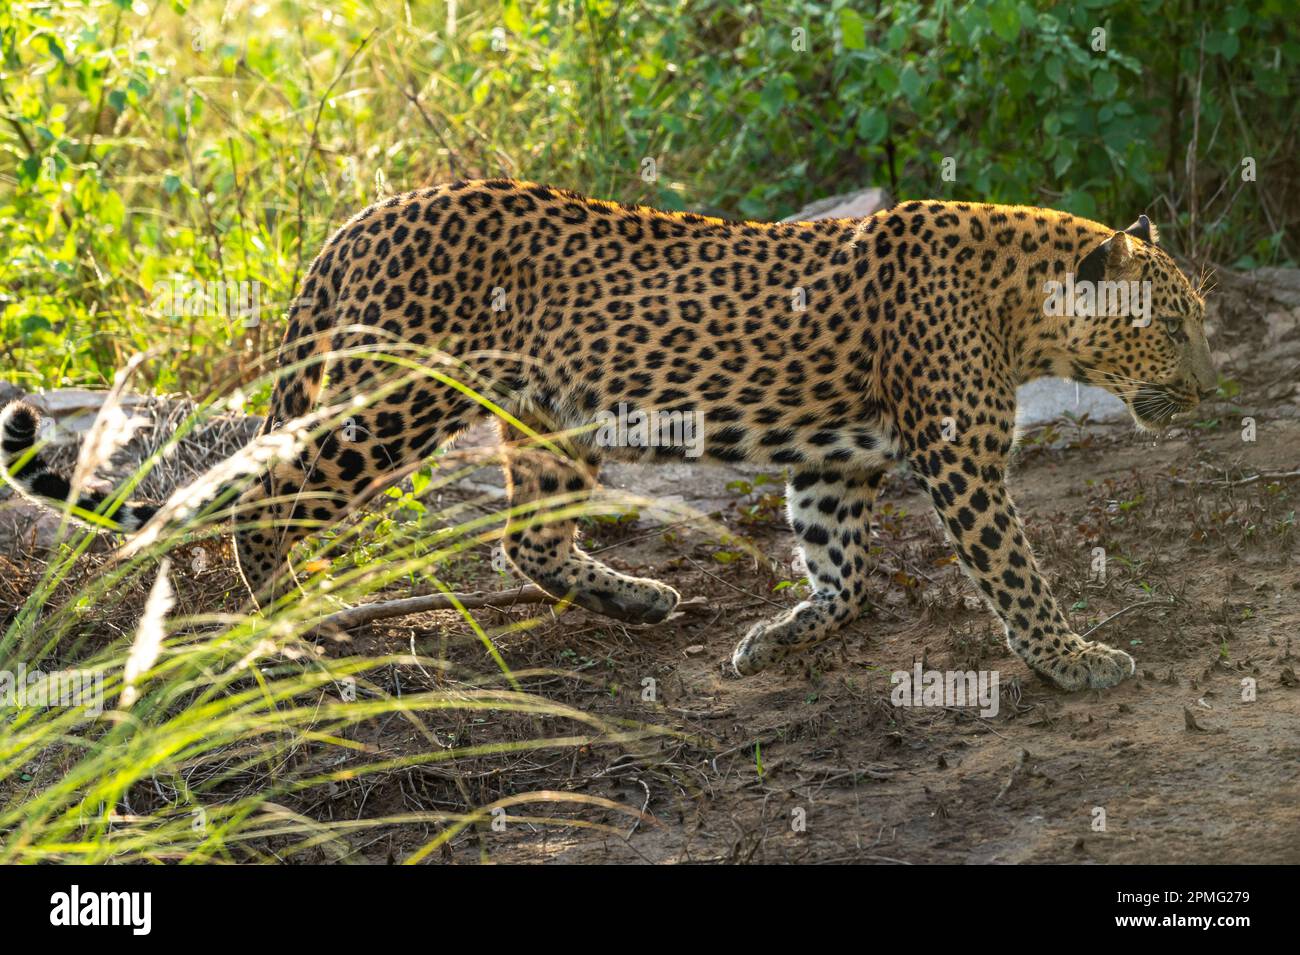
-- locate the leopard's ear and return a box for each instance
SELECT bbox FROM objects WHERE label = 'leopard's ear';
[1077,231,1137,284]
[1124,214,1158,245]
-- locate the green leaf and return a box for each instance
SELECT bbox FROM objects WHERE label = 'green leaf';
[759,77,787,118]
[989,0,1021,42]
[873,63,899,95]
[98,190,126,227]
[1205,30,1239,60]
[20,314,52,335]
[43,35,68,63]
[1092,69,1119,99]
[840,9,866,51]
[899,63,923,101]
[502,0,526,35]
[856,107,888,145]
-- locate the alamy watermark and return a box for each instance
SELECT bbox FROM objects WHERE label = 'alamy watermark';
[1,664,104,716]
[890,663,1000,717]
[150,278,264,327]
[592,402,704,458]
[1043,273,1152,326]
[49,885,151,935]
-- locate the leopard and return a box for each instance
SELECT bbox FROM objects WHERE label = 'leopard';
[1,178,1215,690]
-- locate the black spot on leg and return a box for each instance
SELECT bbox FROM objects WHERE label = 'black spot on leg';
[337,449,366,482]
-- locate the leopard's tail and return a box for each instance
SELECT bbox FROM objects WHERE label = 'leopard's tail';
[1,257,336,549]
[0,400,159,532]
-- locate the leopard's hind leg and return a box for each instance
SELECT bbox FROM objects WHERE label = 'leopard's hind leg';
[233,380,484,608]
[499,421,679,624]
[732,468,884,674]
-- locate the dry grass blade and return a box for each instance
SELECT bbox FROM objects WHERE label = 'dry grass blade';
[114,402,343,562]
[120,558,174,709]
[69,353,150,499]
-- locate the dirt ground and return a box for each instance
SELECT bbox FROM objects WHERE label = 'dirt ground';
[325,268,1300,865]
[3,269,1298,864]
[348,422,1300,864]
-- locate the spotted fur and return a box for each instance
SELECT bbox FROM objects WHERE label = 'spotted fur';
[2,180,1215,689]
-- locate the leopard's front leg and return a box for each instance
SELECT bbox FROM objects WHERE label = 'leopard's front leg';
[731,469,884,675]
[909,427,1134,691]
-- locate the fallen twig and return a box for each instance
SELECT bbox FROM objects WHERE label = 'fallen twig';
[1170,469,1300,488]
[314,587,711,631]
[1080,598,1174,639]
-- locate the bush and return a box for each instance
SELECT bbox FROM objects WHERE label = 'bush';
[1,0,1295,394]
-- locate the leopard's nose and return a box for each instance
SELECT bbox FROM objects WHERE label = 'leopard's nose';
[1198,386,1217,401]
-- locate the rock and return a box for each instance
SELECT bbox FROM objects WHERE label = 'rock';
[0,388,259,506]
[1015,377,1127,426]
[4,388,154,449]
[0,499,66,556]
[1263,308,1300,347]
[784,187,892,222]
[1252,268,1300,309]
[1211,343,1253,373]
[452,422,764,521]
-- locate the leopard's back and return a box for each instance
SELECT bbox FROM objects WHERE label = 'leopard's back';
[300,178,906,471]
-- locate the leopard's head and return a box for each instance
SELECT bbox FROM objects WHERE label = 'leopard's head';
[1064,216,1215,429]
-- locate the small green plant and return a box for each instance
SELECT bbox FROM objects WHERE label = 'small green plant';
[727,474,786,527]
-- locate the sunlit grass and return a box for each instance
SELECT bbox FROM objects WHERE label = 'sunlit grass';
[0,345,711,863]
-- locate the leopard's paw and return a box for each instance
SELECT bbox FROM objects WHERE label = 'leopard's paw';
[1048,640,1136,691]
[731,621,788,676]
[731,611,833,676]
[538,572,680,625]
[607,577,680,625]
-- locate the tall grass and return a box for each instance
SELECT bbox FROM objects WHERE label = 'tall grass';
[0,345,705,863]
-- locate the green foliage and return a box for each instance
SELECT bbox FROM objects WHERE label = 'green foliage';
[0,0,1296,393]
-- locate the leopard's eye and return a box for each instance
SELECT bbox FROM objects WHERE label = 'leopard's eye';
[1159,314,1190,340]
